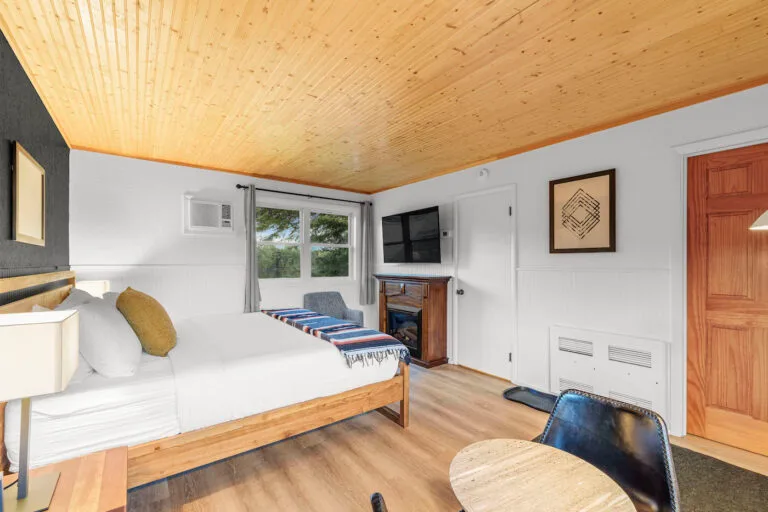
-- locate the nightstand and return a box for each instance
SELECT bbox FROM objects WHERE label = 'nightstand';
[3,447,127,512]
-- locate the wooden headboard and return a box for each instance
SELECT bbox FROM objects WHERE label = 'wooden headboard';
[0,270,75,472]
[0,270,76,313]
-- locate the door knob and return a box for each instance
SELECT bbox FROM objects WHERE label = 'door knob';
[456,289,465,295]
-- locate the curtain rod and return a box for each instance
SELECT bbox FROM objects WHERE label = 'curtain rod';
[236,184,367,205]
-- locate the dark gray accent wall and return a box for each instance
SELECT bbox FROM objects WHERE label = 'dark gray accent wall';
[0,30,70,279]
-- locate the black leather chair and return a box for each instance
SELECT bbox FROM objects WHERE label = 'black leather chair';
[370,492,388,512]
[539,389,680,512]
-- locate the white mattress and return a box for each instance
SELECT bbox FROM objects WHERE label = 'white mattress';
[170,312,399,432]
[4,312,399,470]
[4,353,180,472]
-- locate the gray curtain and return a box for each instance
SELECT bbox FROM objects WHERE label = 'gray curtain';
[244,185,261,312]
[359,201,376,305]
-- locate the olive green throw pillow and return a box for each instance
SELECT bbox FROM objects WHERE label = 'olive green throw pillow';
[116,287,177,357]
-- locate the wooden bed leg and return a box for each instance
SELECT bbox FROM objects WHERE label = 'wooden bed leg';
[398,361,410,428]
[375,361,410,428]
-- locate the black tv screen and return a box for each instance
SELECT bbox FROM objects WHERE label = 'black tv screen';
[382,206,441,263]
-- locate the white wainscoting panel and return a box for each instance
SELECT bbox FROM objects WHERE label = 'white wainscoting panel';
[516,267,671,420]
[549,325,669,420]
[73,265,372,326]
[73,265,246,321]
[375,262,454,277]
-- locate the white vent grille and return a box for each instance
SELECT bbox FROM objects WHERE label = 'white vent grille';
[558,337,594,357]
[549,326,668,422]
[559,378,594,394]
[608,345,652,368]
[609,391,653,410]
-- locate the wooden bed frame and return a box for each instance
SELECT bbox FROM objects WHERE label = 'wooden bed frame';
[0,271,409,488]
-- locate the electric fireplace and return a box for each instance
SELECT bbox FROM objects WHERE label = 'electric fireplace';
[386,305,422,359]
[376,274,451,368]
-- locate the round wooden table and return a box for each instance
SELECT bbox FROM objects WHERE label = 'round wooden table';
[450,439,635,512]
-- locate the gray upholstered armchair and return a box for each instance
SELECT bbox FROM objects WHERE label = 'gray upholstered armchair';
[303,291,364,326]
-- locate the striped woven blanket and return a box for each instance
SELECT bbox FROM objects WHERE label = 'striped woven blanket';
[263,308,411,367]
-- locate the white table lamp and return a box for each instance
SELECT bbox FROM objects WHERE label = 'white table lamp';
[750,210,768,230]
[74,280,110,298]
[0,310,79,512]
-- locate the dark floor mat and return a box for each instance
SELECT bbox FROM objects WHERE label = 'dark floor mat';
[672,444,768,511]
[502,386,557,413]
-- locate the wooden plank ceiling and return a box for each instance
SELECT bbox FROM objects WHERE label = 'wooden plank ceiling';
[1,1,767,193]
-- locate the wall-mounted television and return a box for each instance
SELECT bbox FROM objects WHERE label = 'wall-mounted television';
[382,206,441,263]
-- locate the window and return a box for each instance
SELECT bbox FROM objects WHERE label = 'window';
[310,212,350,277]
[255,207,301,278]
[254,205,352,279]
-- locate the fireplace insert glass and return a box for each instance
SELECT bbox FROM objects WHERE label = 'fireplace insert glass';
[387,307,422,359]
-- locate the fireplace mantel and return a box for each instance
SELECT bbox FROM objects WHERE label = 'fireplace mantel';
[373,274,452,284]
[375,274,451,368]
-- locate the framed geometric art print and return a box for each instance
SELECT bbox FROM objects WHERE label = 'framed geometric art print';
[549,169,615,253]
[13,142,46,246]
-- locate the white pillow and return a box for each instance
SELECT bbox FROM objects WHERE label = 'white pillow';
[32,304,95,381]
[70,355,95,384]
[71,300,142,378]
[56,288,96,310]
[103,291,120,308]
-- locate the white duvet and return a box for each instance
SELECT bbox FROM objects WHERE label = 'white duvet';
[5,353,179,472]
[5,312,399,470]
[171,312,398,432]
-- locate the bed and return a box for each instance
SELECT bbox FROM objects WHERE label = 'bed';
[0,271,409,488]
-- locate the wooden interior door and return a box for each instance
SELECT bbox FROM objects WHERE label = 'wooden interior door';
[688,142,768,455]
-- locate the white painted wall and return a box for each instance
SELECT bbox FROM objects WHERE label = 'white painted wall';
[372,84,768,436]
[69,151,375,324]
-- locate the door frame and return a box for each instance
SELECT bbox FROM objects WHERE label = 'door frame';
[673,125,768,437]
[452,185,518,382]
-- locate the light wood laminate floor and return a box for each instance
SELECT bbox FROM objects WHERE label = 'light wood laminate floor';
[129,365,768,511]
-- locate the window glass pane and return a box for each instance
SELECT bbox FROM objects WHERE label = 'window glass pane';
[310,212,349,244]
[311,247,349,277]
[255,207,300,243]
[257,244,300,278]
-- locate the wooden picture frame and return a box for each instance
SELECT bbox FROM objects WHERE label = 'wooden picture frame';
[549,169,615,253]
[13,142,46,246]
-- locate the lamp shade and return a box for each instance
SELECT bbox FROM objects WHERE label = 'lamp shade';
[0,310,79,402]
[750,210,768,231]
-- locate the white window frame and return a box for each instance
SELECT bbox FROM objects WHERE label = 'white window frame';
[254,194,358,283]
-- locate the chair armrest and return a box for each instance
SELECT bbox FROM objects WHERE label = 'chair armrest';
[370,493,388,512]
[344,308,364,326]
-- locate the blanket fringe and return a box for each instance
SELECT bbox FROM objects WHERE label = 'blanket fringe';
[344,348,410,368]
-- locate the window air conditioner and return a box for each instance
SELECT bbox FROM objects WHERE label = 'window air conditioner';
[183,195,234,235]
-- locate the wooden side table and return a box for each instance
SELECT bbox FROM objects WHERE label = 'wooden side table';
[450,439,634,512]
[3,447,127,512]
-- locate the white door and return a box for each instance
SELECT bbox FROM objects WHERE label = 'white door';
[455,187,516,379]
